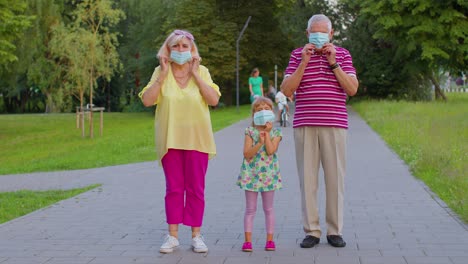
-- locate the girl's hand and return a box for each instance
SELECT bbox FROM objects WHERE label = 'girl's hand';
[159,55,169,81]
[265,122,273,132]
[259,131,266,144]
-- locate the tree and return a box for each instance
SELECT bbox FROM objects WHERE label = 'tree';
[51,0,124,136]
[212,0,293,104]
[340,2,421,99]
[0,0,66,113]
[0,0,36,113]
[0,0,34,66]
[112,0,169,112]
[73,0,124,137]
[50,26,93,116]
[162,0,238,104]
[277,0,351,48]
[352,0,468,100]
[26,0,70,113]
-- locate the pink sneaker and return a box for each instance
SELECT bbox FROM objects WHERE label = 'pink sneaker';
[242,241,252,252]
[265,240,276,251]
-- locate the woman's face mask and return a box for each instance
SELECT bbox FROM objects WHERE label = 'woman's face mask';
[308,32,329,49]
[170,50,192,65]
[253,110,275,126]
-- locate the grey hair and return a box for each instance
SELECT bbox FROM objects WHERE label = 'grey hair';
[307,14,332,33]
[157,30,200,59]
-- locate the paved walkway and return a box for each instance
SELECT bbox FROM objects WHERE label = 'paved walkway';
[0,109,467,264]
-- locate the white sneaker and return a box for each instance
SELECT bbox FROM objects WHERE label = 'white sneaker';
[159,235,179,253]
[192,234,208,253]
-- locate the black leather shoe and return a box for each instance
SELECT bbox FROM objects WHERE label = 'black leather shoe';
[326,235,346,247]
[300,235,320,248]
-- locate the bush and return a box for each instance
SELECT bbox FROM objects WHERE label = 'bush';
[122,99,154,112]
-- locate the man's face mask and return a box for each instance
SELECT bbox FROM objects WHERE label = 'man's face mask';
[253,110,275,126]
[170,50,192,65]
[308,32,329,49]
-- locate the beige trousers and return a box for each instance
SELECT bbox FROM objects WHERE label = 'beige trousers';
[294,126,346,237]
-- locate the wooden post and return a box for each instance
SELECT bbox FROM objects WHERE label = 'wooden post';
[76,106,104,137]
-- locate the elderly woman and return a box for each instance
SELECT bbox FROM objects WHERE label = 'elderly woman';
[139,29,221,254]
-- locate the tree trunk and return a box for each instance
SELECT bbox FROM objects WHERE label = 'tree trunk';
[45,92,55,113]
[222,79,233,106]
[80,91,85,137]
[429,73,447,101]
[106,80,111,112]
[20,89,29,113]
[89,75,94,139]
[3,97,14,113]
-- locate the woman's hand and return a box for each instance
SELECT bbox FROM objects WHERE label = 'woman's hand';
[159,55,169,80]
[190,56,201,76]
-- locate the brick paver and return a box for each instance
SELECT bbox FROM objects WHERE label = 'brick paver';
[0,109,467,264]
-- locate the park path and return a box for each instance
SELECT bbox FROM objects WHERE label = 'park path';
[0,109,467,264]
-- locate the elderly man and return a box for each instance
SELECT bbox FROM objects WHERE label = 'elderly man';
[281,14,358,248]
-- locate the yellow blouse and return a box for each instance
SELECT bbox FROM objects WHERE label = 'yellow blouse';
[139,64,221,163]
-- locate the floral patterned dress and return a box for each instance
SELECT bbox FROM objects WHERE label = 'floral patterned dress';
[237,127,282,192]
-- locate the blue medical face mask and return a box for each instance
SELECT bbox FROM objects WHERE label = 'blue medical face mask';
[170,50,192,65]
[253,110,275,126]
[308,32,329,49]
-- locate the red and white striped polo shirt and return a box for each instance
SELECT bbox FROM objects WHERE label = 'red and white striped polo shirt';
[284,46,356,129]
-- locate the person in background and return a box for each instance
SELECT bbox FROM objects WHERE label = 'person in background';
[249,67,264,103]
[275,89,290,122]
[280,14,358,249]
[139,29,221,254]
[267,80,277,102]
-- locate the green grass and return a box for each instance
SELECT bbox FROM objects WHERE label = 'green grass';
[351,93,468,223]
[0,105,252,175]
[0,184,101,224]
[0,105,251,225]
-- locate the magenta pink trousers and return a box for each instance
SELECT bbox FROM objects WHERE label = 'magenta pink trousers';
[161,149,208,227]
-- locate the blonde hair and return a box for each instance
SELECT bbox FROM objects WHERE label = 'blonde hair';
[251,96,274,126]
[157,29,200,59]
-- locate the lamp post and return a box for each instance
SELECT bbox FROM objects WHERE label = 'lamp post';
[274,65,278,92]
[236,16,251,113]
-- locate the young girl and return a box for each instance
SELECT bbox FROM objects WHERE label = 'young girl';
[237,96,282,252]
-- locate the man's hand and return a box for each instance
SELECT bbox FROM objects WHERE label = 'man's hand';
[322,43,336,65]
[301,43,316,64]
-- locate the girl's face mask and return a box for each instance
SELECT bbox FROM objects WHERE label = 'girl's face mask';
[253,110,275,126]
[308,32,329,49]
[170,50,192,65]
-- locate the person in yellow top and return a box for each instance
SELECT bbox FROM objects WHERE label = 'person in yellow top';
[139,29,221,254]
